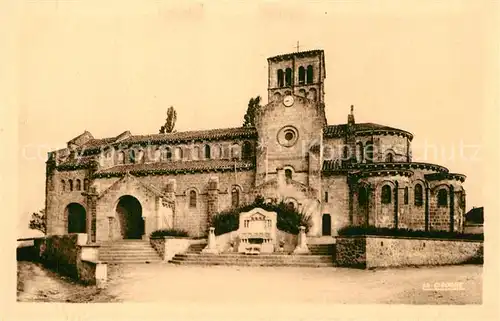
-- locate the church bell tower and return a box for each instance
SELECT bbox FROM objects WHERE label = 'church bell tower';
[267,49,326,104]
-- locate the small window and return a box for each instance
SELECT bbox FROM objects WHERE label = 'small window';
[404,187,409,205]
[357,142,364,163]
[298,66,305,85]
[231,188,240,208]
[76,179,81,191]
[381,185,392,204]
[385,153,394,162]
[285,68,292,86]
[306,65,313,84]
[438,189,448,207]
[83,179,89,191]
[414,184,423,206]
[287,202,295,211]
[61,180,66,192]
[161,147,172,161]
[69,179,74,192]
[204,144,211,159]
[242,141,252,160]
[174,147,183,160]
[324,191,329,203]
[365,141,374,163]
[285,169,292,181]
[189,190,197,208]
[277,69,284,88]
[129,150,136,163]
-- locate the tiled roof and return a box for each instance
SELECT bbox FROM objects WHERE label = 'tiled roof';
[93,159,255,177]
[465,207,483,224]
[267,49,324,62]
[324,123,413,140]
[322,161,449,174]
[78,127,257,152]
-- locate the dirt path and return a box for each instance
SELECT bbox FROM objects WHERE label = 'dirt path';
[17,261,482,304]
[17,261,117,302]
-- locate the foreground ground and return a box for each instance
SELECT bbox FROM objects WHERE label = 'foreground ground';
[17,261,482,304]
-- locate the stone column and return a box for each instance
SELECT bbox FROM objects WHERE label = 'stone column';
[207,177,219,227]
[293,226,310,254]
[84,187,99,244]
[201,227,219,254]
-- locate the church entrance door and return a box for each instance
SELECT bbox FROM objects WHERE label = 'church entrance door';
[322,214,331,236]
[116,195,144,239]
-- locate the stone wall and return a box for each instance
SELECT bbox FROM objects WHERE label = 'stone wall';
[335,236,366,268]
[29,234,107,286]
[336,235,483,269]
[150,237,192,261]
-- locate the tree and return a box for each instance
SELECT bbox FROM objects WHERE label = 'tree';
[29,209,46,234]
[159,106,177,134]
[242,96,261,127]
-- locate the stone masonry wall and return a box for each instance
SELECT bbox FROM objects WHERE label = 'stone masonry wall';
[336,235,483,269]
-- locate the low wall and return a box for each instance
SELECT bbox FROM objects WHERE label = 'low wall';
[150,237,192,261]
[213,230,298,253]
[18,234,107,287]
[336,235,483,269]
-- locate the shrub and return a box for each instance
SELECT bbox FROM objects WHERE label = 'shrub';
[150,228,188,238]
[210,196,312,236]
[337,225,483,240]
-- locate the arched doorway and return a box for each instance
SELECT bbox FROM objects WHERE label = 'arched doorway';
[322,214,331,236]
[116,195,144,239]
[66,203,87,234]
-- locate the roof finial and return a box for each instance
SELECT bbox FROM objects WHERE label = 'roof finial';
[350,105,354,115]
[295,41,300,52]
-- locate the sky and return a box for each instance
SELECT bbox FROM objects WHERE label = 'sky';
[16,1,497,237]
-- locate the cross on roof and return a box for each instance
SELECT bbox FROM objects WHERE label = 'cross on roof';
[295,41,300,52]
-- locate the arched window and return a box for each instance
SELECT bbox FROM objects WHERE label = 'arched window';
[160,147,172,161]
[365,141,374,163]
[129,150,136,163]
[438,189,448,207]
[231,187,240,208]
[385,153,394,162]
[381,185,392,204]
[192,146,200,160]
[61,180,66,192]
[174,147,183,160]
[277,69,284,87]
[285,68,292,86]
[324,191,329,203]
[357,142,364,163]
[83,179,89,191]
[358,187,368,206]
[414,184,423,206]
[285,169,292,181]
[306,65,314,84]
[342,146,349,160]
[117,151,125,164]
[69,179,74,192]
[76,179,81,191]
[286,202,295,211]
[204,144,211,159]
[242,141,252,160]
[189,190,197,208]
[298,66,305,85]
[404,187,409,204]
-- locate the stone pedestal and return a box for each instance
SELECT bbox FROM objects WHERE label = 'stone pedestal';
[293,226,310,254]
[202,227,219,254]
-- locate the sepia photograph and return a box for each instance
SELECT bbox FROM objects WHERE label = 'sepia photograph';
[5,0,499,320]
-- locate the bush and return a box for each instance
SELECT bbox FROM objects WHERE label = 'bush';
[210,196,312,236]
[150,228,188,238]
[337,225,483,240]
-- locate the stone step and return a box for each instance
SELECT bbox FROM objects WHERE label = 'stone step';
[99,248,159,253]
[102,259,162,264]
[171,258,333,264]
[175,253,332,259]
[170,260,333,267]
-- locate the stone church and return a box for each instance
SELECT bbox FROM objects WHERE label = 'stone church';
[45,49,467,243]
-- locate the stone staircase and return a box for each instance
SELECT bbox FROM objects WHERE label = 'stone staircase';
[170,252,334,267]
[98,240,162,264]
[187,242,207,253]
